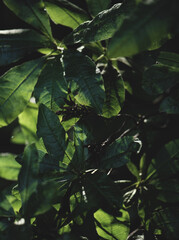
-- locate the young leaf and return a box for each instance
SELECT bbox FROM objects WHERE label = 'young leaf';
[102,63,125,118]
[34,57,68,112]
[18,144,39,217]
[3,0,53,40]
[85,0,111,17]
[44,0,89,29]
[37,104,70,161]
[63,50,105,114]
[0,29,54,66]
[64,2,134,45]
[94,209,130,240]
[0,153,21,181]
[108,0,178,58]
[0,58,45,127]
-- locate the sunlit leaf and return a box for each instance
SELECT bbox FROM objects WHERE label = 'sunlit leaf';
[3,0,53,40]
[0,153,20,181]
[45,0,89,29]
[0,58,45,127]
[108,0,178,57]
[34,57,68,112]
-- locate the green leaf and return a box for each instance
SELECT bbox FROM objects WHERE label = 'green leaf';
[0,58,45,127]
[37,104,70,161]
[160,89,179,114]
[3,0,53,40]
[83,173,123,210]
[0,193,15,217]
[69,123,90,171]
[94,209,130,240]
[63,50,105,113]
[0,153,20,181]
[142,63,179,96]
[102,63,125,118]
[0,29,54,66]
[34,57,68,112]
[18,144,39,217]
[100,136,139,169]
[152,206,179,240]
[18,102,46,151]
[108,0,178,58]
[157,51,179,68]
[126,161,139,180]
[64,2,134,45]
[86,0,111,17]
[44,0,89,29]
[147,139,179,203]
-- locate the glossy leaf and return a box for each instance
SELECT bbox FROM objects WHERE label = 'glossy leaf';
[94,209,129,240]
[45,0,89,29]
[3,0,53,40]
[102,63,125,118]
[37,104,70,161]
[0,29,53,66]
[100,136,139,169]
[64,2,134,45]
[142,63,179,96]
[0,58,45,127]
[0,153,20,181]
[18,144,39,217]
[63,50,105,113]
[34,57,68,111]
[86,0,111,16]
[108,0,178,58]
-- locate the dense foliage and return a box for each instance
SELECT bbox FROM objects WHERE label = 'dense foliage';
[0,0,179,239]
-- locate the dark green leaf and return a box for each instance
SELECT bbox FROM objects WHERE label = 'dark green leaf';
[0,153,20,181]
[102,63,125,118]
[0,58,45,127]
[147,139,179,202]
[18,144,39,217]
[94,209,129,240]
[37,104,70,161]
[3,0,53,40]
[157,51,179,68]
[34,57,68,111]
[100,136,139,169]
[152,206,179,240]
[86,0,111,17]
[160,89,179,114]
[63,50,105,113]
[83,172,123,210]
[45,0,89,29]
[142,63,179,96]
[0,29,54,66]
[108,0,178,57]
[64,2,134,45]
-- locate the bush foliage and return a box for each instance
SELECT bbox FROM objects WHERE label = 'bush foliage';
[0,0,179,239]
